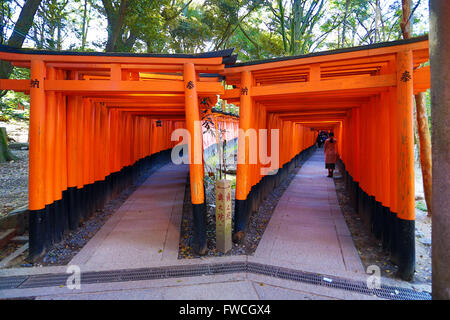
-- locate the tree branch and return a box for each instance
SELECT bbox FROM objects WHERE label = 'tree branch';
[238,23,260,58]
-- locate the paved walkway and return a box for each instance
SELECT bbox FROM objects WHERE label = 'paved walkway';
[69,163,188,270]
[253,150,365,278]
[1,266,378,300]
[0,151,384,300]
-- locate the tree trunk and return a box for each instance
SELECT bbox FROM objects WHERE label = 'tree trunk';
[415,92,432,215]
[340,0,350,48]
[374,0,381,42]
[291,0,302,54]
[400,0,412,40]
[81,0,89,50]
[103,0,129,52]
[0,0,42,80]
[430,0,450,300]
[0,127,18,162]
[57,19,62,51]
[277,0,288,52]
[238,24,260,58]
[401,0,433,215]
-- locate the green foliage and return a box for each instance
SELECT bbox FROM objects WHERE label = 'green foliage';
[0,113,10,122]
[9,66,30,80]
[0,92,30,121]
[265,0,326,55]
[228,15,285,60]
[425,89,431,134]
[166,4,212,53]
[416,200,427,212]
[0,0,13,44]
[323,0,403,50]
[4,1,429,61]
[213,97,239,117]
[0,67,30,121]
[32,0,71,50]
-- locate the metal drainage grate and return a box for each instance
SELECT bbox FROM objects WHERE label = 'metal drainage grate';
[19,273,70,289]
[246,262,430,300]
[165,264,212,278]
[0,275,28,290]
[210,262,247,275]
[373,285,431,300]
[0,261,431,300]
[247,262,278,277]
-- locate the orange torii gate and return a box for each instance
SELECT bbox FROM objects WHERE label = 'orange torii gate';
[221,35,430,280]
[0,46,237,257]
[0,36,430,281]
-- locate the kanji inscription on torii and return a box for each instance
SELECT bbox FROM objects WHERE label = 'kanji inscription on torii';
[216,179,232,253]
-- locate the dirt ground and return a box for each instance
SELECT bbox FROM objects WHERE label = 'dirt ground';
[0,120,29,144]
[0,149,28,218]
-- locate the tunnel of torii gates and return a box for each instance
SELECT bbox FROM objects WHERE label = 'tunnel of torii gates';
[0,35,430,280]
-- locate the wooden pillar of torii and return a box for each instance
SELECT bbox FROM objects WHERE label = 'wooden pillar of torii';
[183,63,207,254]
[234,70,253,243]
[28,59,46,257]
[395,50,415,280]
[0,47,232,259]
[0,38,432,269]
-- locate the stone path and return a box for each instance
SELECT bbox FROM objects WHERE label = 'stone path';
[253,150,365,278]
[0,152,383,300]
[0,271,377,300]
[69,163,188,271]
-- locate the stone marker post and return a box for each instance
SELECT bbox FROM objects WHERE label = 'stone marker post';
[216,179,232,253]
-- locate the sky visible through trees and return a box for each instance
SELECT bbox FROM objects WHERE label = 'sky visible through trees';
[2,0,429,61]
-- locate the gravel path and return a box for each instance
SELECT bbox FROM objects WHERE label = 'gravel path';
[0,149,28,218]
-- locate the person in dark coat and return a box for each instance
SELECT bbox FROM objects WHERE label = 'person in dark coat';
[316,132,322,148]
[324,132,338,177]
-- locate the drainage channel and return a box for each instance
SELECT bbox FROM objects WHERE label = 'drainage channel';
[0,261,430,300]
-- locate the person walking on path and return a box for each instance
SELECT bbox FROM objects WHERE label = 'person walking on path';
[316,132,322,148]
[324,132,338,177]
